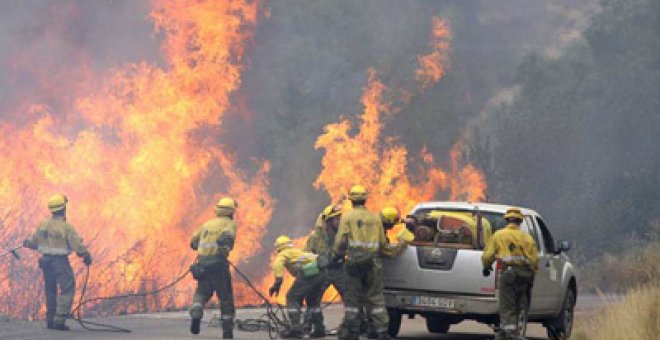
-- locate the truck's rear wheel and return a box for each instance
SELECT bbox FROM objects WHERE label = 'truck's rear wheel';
[387,308,402,338]
[425,315,450,333]
[546,289,575,340]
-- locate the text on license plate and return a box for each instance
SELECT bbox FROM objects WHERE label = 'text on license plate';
[412,296,455,309]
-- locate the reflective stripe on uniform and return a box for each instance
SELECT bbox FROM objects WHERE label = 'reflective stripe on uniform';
[371,307,385,314]
[309,307,322,313]
[500,255,530,264]
[503,324,517,331]
[344,307,360,313]
[221,315,234,320]
[37,246,70,255]
[348,241,379,249]
[198,242,219,249]
[287,308,301,313]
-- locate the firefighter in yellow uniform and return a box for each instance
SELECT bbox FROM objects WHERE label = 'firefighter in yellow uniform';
[333,185,392,340]
[379,207,414,257]
[306,204,374,337]
[189,197,237,339]
[23,194,92,331]
[269,236,326,338]
[482,208,539,340]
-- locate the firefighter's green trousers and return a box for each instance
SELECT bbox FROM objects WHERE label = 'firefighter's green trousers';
[497,266,534,340]
[338,258,388,339]
[308,265,370,332]
[287,273,325,334]
[40,255,75,326]
[190,261,235,332]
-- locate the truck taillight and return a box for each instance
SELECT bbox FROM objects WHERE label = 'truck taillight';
[494,259,503,290]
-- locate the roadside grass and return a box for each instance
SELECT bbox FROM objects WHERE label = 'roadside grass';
[577,222,659,293]
[573,222,659,340]
[572,284,659,340]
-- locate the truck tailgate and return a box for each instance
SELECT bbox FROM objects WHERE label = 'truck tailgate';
[383,245,496,296]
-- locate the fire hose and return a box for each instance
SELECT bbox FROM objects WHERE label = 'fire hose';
[71,256,297,338]
[71,265,190,333]
[3,245,336,338]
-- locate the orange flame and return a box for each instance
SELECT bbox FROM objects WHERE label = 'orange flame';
[315,70,486,217]
[315,17,484,222]
[416,17,452,89]
[0,0,271,319]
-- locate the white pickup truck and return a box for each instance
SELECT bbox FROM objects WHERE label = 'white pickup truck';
[383,202,577,339]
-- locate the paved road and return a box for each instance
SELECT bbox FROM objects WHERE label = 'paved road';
[0,295,605,340]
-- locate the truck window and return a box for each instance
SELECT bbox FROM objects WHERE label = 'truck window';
[527,216,546,254]
[535,217,555,254]
[410,208,503,249]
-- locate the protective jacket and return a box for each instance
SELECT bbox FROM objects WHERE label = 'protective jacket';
[333,206,388,256]
[482,223,539,271]
[25,217,89,257]
[272,247,318,279]
[305,220,334,257]
[381,224,415,257]
[190,216,236,264]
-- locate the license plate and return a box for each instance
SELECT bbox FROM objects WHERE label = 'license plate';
[412,296,455,309]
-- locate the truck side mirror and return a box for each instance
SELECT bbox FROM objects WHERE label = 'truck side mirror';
[557,240,571,253]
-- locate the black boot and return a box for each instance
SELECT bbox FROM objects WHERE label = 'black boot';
[310,325,326,338]
[280,327,304,339]
[190,318,201,335]
[222,329,234,339]
[51,322,70,331]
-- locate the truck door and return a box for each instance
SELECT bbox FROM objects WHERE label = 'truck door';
[521,216,554,314]
[535,217,564,312]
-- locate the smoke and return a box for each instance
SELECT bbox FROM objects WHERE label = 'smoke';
[0,0,625,318]
[232,0,600,240]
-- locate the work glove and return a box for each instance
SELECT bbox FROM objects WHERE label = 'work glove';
[82,253,93,266]
[269,278,283,297]
[482,267,492,277]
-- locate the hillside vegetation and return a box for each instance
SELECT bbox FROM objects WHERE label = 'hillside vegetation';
[573,284,659,340]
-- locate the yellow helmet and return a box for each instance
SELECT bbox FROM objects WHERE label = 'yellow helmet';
[274,235,293,252]
[215,197,236,216]
[47,194,68,213]
[381,207,400,225]
[322,204,342,221]
[503,208,524,221]
[348,185,368,201]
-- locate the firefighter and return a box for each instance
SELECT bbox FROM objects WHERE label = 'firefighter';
[379,207,415,254]
[23,194,92,331]
[481,208,539,340]
[333,185,392,340]
[306,204,375,337]
[269,235,326,339]
[189,197,237,339]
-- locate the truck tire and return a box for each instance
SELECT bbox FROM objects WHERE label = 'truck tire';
[546,288,575,340]
[425,315,450,333]
[387,308,402,338]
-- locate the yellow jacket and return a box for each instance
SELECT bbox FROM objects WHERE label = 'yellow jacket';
[333,206,388,256]
[191,216,236,263]
[25,217,89,256]
[482,223,539,272]
[305,222,335,257]
[272,247,318,278]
